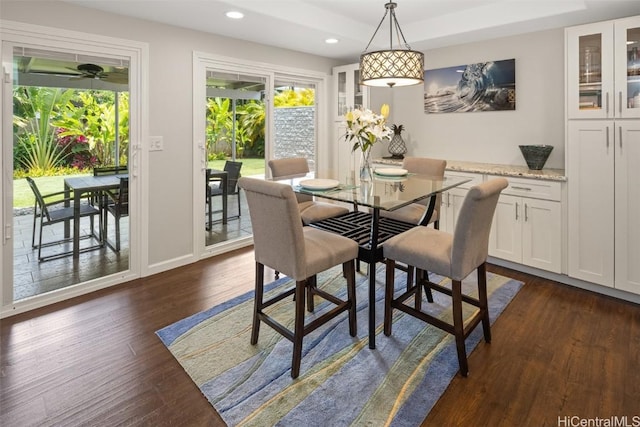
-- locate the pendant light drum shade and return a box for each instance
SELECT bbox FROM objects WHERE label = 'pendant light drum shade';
[360,49,424,87]
[359,2,424,88]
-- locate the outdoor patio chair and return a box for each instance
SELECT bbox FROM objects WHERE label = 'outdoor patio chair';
[26,177,103,261]
[103,177,129,251]
[383,178,508,377]
[238,177,358,379]
[207,161,243,227]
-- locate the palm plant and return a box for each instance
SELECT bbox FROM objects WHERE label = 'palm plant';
[13,87,75,172]
[206,97,233,155]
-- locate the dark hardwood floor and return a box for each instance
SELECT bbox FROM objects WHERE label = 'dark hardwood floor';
[1,247,639,426]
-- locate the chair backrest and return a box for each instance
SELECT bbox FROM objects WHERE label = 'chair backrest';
[451,178,508,280]
[94,165,128,176]
[25,177,51,220]
[268,157,310,180]
[268,158,312,203]
[402,157,447,210]
[238,177,308,279]
[118,177,129,205]
[223,161,243,194]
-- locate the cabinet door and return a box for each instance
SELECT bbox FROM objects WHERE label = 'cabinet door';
[614,16,640,119]
[567,120,615,287]
[522,199,562,273]
[566,22,614,119]
[615,121,640,294]
[489,194,522,263]
[332,63,368,121]
[439,188,467,234]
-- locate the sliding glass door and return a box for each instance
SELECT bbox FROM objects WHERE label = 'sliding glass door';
[1,24,144,315]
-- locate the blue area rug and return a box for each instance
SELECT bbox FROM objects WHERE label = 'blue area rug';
[157,265,523,426]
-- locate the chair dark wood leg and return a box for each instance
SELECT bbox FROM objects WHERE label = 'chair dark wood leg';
[415,268,423,311]
[423,270,434,303]
[384,259,395,336]
[477,263,491,343]
[452,279,469,377]
[250,262,264,345]
[292,280,306,379]
[406,266,414,291]
[344,261,357,336]
[275,271,280,280]
[306,275,316,312]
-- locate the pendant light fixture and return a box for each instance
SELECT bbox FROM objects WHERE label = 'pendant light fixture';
[360,2,424,88]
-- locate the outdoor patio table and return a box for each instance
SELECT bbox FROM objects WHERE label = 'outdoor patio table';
[63,174,128,259]
[287,173,472,349]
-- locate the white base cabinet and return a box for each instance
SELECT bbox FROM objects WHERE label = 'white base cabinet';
[489,176,562,273]
[439,172,484,234]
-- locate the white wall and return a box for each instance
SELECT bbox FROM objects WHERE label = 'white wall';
[1,1,340,267]
[369,28,565,169]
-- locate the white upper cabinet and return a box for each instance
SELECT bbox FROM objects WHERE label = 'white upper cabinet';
[566,16,640,119]
[332,63,368,121]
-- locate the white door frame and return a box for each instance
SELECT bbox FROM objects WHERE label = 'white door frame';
[0,20,149,317]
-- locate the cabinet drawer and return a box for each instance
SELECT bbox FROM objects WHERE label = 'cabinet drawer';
[445,171,483,189]
[490,175,562,201]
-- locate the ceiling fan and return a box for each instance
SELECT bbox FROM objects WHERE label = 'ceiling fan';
[67,63,128,84]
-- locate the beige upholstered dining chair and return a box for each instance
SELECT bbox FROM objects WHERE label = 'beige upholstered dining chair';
[379,156,447,227]
[380,157,447,291]
[268,157,349,225]
[238,177,359,379]
[382,178,508,377]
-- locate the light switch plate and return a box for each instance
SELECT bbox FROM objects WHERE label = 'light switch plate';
[149,136,163,151]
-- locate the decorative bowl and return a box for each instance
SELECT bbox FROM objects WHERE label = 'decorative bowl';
[519,145,553,170]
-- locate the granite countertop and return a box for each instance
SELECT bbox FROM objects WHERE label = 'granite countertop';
[374,158,567,182]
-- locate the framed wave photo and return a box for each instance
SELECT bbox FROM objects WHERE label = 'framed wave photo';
[424,59,516,113]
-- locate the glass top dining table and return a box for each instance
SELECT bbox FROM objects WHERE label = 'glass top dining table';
[283,172,472,349]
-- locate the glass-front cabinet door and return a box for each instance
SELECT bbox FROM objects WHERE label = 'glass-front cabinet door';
[567,15,640,119]
[566,21,614,119]
[332,63,368,120]
[615,16,640,118]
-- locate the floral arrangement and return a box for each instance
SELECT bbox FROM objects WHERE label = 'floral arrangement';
[341,104,392,153]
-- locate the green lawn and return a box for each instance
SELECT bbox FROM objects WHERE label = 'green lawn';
[12,158,266,209]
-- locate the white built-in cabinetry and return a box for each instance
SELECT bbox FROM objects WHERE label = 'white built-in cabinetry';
[332,63,369,181]
[438,170,563,274]
[488,176,562,273]
[566,16,640,294]
[438,171,483,234]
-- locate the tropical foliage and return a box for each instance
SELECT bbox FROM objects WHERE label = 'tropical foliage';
[13,87,76,173]
[13,87,129,176]
[206,88,314,159]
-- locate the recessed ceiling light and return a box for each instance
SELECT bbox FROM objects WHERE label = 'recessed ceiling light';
[226,11,244,19]
[325,38,339,44]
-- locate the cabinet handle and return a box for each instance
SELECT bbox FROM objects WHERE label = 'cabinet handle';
[515,202,519,220]
[511,186,532,191]
[619,91,623,115]
[447,193,451,207]
[524,203,529,222]
[606,92,609,115]
[606,126,610,148]
[619,126,623,150]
